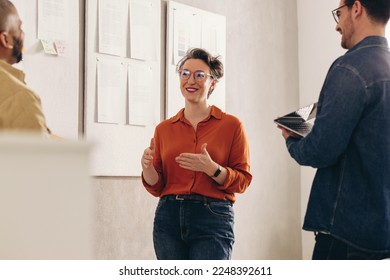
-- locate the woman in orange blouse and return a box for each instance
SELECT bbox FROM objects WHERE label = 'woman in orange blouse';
[141,48,252,260]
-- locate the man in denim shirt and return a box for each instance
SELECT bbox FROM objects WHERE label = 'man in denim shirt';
[279,0,390,259]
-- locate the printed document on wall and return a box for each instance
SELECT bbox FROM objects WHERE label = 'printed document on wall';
[172,8,201,65]
[201,17,221,56]
[97,59,125,124]
[98,0,127,56]
[128,63,153,126]
[130,0,156,61]
[38,0,69,40]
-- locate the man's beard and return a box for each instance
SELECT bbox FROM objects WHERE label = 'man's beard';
[12,35,23,63]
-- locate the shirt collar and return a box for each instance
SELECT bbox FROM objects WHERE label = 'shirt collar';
[347,36,388,54]
[0,60,26,83]
[171,105,223,123]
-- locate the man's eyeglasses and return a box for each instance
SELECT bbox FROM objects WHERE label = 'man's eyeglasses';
[178,69,213,82]
[332,4,348,23]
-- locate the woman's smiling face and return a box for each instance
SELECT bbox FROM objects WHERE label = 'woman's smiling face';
[179,58,215,104]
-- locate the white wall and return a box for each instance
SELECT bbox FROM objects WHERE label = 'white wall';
[221,0,302,259]
[297,0,345,259]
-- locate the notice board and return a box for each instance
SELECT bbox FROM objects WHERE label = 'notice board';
[84,0,161,176]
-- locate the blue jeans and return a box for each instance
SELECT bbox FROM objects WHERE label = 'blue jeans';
[153,196,234,260]
[312,233,390,260]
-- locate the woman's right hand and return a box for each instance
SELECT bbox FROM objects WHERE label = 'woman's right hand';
[141,138,155,169]
[141,138,159,186]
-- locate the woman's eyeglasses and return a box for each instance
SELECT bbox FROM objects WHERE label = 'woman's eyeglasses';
[178,69,213,82]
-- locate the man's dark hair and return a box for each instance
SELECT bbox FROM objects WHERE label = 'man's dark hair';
[344,0,390,24]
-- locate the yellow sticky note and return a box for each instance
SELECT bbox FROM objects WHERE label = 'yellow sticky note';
[40,39,58,55]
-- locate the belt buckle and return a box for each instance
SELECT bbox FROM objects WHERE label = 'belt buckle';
[175,195,185,201]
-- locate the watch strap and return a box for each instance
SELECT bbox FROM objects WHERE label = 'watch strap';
[212,165,221,178]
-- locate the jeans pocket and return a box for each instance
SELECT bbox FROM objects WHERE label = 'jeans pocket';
[155,197,166,213]
[206,202,233,219]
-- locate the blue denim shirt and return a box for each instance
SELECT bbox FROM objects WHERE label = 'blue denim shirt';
[286,36,390,253]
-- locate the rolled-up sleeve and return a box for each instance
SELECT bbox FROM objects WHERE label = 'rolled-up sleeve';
[218,122,252,193]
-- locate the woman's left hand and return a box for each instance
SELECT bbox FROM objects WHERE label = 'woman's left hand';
[175,143,218,176]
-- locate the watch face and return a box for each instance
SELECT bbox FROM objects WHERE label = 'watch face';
[213,165,221,177]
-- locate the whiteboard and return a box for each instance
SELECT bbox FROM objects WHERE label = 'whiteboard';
[166,1,226,118]
[11,0,81,139]
[84,0,161,176]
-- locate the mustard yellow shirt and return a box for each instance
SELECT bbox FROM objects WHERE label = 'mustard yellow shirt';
[142,105,252,202]
[0,60,48,133]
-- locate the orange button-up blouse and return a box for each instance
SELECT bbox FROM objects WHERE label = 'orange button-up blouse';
[142,105,252,203]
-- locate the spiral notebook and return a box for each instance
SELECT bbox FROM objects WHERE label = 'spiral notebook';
[274,102,317,137]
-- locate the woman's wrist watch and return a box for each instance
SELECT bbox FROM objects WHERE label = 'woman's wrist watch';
[212,165,222,178]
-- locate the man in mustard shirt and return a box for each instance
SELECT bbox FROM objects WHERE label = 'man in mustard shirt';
[0,0,49,134]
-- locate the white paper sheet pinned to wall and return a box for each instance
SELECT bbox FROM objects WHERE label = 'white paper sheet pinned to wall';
[128,63,154,126]
[129,0,155,61]
[98,0,128,56]
[96,59,125,124]
[37,0,69,40]
[172,8,201,65]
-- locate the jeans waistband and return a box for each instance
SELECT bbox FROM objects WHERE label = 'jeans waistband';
[163,194,226,204]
